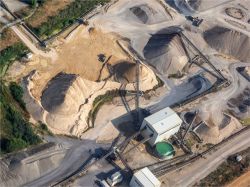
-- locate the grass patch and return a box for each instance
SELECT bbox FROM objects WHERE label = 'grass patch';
[240,118,250,126]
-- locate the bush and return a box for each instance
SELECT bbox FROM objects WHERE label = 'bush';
[0,84,41,154]
[9,82,26,110]
[40,123,48,131]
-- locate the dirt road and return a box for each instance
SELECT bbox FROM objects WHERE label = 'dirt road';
[11,25,57,59]
[161,128,250,187]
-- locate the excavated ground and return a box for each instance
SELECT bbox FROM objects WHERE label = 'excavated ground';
[10,25,158,136]
[3,0,250,185]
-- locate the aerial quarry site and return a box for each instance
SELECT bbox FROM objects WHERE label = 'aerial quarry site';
[0,0,250,186]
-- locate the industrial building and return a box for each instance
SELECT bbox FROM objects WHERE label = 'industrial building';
[140,107,183,146]
[130,167,161,187]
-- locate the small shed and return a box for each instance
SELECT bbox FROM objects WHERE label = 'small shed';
[140,107,182,146]
[130,167,161,187]
[25,52,33,60]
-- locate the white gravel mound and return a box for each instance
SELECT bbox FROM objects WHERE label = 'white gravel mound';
[143,31,188,75]
[204,26,250,62]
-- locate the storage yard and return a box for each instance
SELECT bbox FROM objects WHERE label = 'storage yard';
[0,0,250,186]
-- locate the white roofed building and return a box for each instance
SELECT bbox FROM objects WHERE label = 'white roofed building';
[129,167,161,187]
[140,107,182,146]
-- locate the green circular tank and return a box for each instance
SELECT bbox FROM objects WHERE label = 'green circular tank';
[155,142,174,159]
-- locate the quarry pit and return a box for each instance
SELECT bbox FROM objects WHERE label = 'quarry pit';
[1,0,250,186]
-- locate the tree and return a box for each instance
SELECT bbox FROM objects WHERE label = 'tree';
[9,82,26,110]
[6,138,27,152]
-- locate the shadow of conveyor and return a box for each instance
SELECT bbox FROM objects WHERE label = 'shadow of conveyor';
[119,83,131,113]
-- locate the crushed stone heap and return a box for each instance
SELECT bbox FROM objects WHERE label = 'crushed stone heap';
[204,26,250,62]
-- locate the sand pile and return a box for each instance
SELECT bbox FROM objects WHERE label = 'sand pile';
[41,72,78,114]
[0,143,66,187]
[148,75,212,112]
[204,26,250,62]
[109,0,171,25]
[112,61,153,84]
[195,115,242,144]
[24,67,157,136]
[143,31,188,75]
[15,24,158,136]
[88,0,172,39]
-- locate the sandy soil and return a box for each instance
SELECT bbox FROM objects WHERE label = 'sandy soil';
[3,0,250,185]
[227,170,250,187]
[6,24,157,136]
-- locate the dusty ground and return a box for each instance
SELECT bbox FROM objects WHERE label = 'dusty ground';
[227,170,250,187]
[6,23,157,136]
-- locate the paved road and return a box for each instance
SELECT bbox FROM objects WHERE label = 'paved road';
[161,128,250,187]
[24,139,109,187]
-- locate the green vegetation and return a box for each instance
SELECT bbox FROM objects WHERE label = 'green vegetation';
[0,83,41,155]
[25,0,46,7]
[196,148,250,187]
[88,90,120,126]
[0,43,28,77]
[240,118,250,126]
[9,82,26,110]
[87,76,165,128]
[31,0,109,38]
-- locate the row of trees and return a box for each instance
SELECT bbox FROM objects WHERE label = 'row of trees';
[31,0,109,38]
